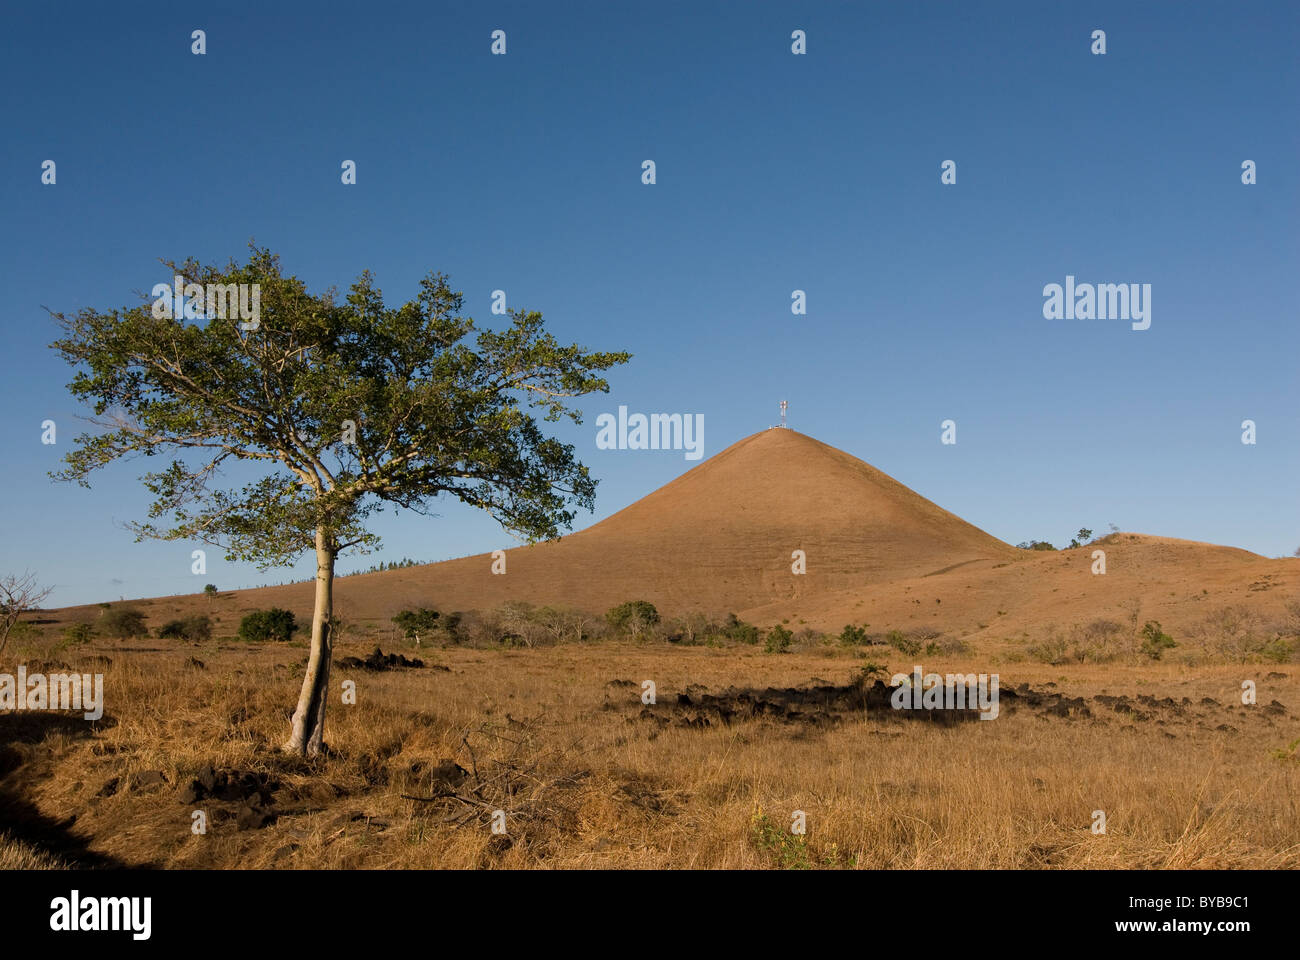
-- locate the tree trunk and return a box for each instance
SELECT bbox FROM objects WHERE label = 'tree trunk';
[284,528,336,756]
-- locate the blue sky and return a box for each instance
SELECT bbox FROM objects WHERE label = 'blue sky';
[1,1,1296,606]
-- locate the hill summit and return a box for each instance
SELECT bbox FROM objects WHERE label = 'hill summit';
[371,428,1017,616]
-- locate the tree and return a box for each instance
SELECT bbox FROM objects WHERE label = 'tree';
[98,606,148,638]
[49,247,630,755]
[0,572,53,655]
[1077,528,1093,543]
[239,608,297,643]
[203,583,219,602]
[605,600,660,639]
[392,607,440,644]
[1139,621,1176,660]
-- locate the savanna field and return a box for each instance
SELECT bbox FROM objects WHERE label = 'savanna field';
[3,622,1297,870]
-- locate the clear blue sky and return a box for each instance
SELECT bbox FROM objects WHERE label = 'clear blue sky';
[2,1,1296,607]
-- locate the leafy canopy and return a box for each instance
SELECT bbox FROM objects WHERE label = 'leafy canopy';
[50,247,630,566]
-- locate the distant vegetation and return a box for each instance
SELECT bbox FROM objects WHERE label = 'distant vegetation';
[62,623,94,645]
[1025,602,1300,666]
[238,608,298,643]
[159,615,213,643]
[605,601,661,640]
[1139,621,1175,660]
[1016,528,1099,550]
[764,624,793,654]
[391,608,440,642]
[99,606,148,639]
[346,558,423,576]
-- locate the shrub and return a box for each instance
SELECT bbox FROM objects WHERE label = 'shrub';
[62,623,95,645]
[750,807,854,870]
[791,627,824,650]
[497,601,548,647]
[99,607,147,638]
[838,624,868,646]
[1016,540,1057,551]
[1072,618,1128,663]
[930,635,970,656]
[1195,605,1268,663]
[606,600,660,635]
[723,613,760,645]
[455,609,503,648]
[1139,621,1176,660]
[886,629,921,657]
[392,608,440,641]
[673,612,717,645]
[764,624,793,654]
[158,615,212,643]
[441,611,463,642]
[1027,630,1069,665]
[238,608,297,643]
[851,662,888,687]
[534,606,597,644]
[1259,636,1296,664]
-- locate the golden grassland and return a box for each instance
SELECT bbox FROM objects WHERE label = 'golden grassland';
[2,636,1298,870]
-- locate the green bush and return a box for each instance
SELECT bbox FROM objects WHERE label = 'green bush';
[1259,636,1296,664]
[99,607,147,638]
[238,607,297,643]
[158,615,213,642]
[62,623,95,645]
[838,624,868,646]
[605,601,660,638]
[1139,621,1176,660]
[392,607,440,640]
[886,629,922,657]
[723,613,760,645]
[851,662,888,687]
[764,624,793,654]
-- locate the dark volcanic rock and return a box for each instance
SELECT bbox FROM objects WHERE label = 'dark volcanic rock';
[337,646,425,671]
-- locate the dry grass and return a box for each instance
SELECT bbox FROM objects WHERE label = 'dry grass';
[2,636,1298,869]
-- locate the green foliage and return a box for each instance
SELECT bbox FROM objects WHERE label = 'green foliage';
[62,623,95,645]
[238,607,297,643]
[99,607,147,639]
[391,607,440,639]
[203,584,218,597]
[1016,540,1057,551]
[749,808,855,870]
[886,629,921,657]
[838,624,868,646]
[440,611,463,642]
[49,245,632,570]
[722,613,760,645]
[1077,528,1093,543]
[1139,621,1176,660]
[349,558,421,575]
[764,624,794,654]
[1273,738,1300,764]
[158,615,213,642]
[851,662,888,687]
[1259,636,1296,664]
[605,600,660,635]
